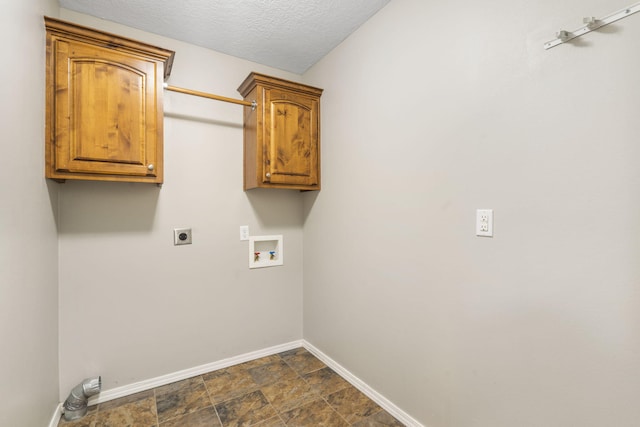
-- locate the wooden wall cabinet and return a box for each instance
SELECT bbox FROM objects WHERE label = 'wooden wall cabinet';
[45,17,175,183]
[238,72,323,191]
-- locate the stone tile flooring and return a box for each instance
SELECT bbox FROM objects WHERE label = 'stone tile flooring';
[58,347,405,426]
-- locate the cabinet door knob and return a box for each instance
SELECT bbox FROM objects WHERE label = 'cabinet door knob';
[147,164,154,171]
[265,172,271,178]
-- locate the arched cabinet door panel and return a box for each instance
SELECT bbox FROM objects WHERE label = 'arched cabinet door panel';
[45,17,174,184]
[238,72,323,191]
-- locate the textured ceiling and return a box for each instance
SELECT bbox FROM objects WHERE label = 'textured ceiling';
[58,0,390,74]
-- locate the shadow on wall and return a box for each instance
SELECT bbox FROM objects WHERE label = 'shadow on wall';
[47,179,60,231]
[302,190,319,225]
[57,181,160,234]
[246,188,318,228]
[164,110,243,129]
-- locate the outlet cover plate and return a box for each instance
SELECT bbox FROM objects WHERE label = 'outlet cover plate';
[476,209,493,237]
[174,228,192,245]
[240,225,249,241]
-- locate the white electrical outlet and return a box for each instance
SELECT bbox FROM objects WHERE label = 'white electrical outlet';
[476,209,493,237]
[240,225,249,241]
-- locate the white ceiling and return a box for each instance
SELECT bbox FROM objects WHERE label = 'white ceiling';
[58,0,390,74]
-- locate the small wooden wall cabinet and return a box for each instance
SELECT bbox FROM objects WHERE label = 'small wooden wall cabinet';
[238,73,323,191]
[45,17,175,183]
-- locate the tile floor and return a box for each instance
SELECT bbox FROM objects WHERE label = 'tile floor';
[58,347,405,426]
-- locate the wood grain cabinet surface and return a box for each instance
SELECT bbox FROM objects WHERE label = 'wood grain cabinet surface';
[238,72,323,191]
[45,17,174,183]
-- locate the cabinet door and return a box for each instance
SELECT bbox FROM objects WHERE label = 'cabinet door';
[264,88,319,187]
[52,39,160,178]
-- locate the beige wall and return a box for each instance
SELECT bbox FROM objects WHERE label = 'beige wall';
[0,0,60,425]
[57,10,305,399]
[303,0,640,425]
[5,1,639,425]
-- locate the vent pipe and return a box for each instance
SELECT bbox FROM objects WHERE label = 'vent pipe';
[63,376,101,421]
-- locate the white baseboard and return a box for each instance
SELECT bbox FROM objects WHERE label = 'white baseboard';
[76,338,421,427]
[302,340,424,427]
[88,340,303,406]
[47,403,63,427]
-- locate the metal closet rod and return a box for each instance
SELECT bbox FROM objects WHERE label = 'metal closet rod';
[544,1,640,49]
[163,83,257,110]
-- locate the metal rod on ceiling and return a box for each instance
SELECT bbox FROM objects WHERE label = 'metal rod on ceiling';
[163,83,257,110]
